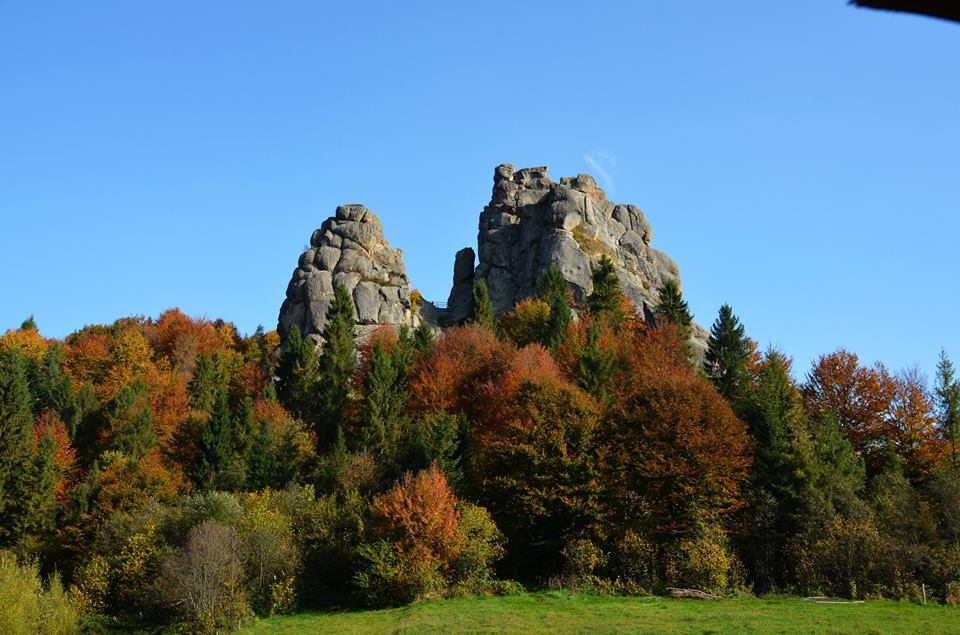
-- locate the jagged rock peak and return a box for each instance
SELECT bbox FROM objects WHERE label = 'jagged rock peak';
[447,163,708,353]
[278,204,418,342]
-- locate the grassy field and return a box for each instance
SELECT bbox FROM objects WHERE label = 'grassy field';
[241,592,960,634]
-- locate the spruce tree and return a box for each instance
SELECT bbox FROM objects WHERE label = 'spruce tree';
[26,343,78,431]
[935,349,960,466]
[656,278,693,340]
[704,304,750,402]
[274,325,319,423]
[315,285,356,448]
[105,381,156,460]
[577,322,616,401]
[538,268,572,348]
[246,419,274,490]
[0,349,36,546]
[413,321,434,355]
[189,352,228,413]
[586,256,625,324]
[357,339,408,464]
[467,279,496,332]
[193,386,236,491]
[739,351,816,589]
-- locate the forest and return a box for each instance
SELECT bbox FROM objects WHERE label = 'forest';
[2,256,959,634]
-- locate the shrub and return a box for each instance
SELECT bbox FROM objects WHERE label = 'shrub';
[0,552,81,635]
[615,530,659,591]
[353,539,444,605]
[663,529,734,595]
[447,502,505,593]
[160,521,250,633]
[946,581,960,605]
[562,538,604,579]
[234,490,302,616]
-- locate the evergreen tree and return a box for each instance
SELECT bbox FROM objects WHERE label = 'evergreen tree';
[26,429,57,536]
[585,256,625,324]
[935,349,960,466]
[0,349,36,546]
[274,325,319,423]
[413,321,434,355]
[105,380,156,460]
[739,351,816,589]
[20,315,37,331]
[467,279,497,332]
[246,419,275,490]
[577,322,616,401]
[193,386,239,491]
[315,285,356,448]
[656,278,693,340]
[26,343,78,431]
[704,304,750,402]
[233,395,256,459]
[357,339,408,464]
[538,267,572,349]
[188,352,228,413]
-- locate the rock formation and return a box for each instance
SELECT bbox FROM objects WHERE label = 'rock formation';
[278,204,418,342]
[278,164,705,352]
[446,164,706,351]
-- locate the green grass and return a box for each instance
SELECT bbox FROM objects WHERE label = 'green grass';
[241,592,960,634]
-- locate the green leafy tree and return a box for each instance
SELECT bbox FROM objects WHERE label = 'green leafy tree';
[656,278,693,341]
[0,349,37,546]
[935,349,960,466]
[704,304,750,402]
[585,256,625,324]
[105,380,157,460]
[315,285,356,448]
[467,279,496,333]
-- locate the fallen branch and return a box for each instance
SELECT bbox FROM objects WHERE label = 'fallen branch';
[666,588,722,600]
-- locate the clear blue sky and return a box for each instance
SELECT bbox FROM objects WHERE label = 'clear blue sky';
[1,1,958,378]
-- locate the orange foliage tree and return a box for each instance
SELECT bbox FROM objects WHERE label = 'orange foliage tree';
[602,326,752,538]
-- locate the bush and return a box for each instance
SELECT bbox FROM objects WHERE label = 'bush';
[447,502,505,593]
[0,552,81,635]
[614,531,659,591]
[234,490,302,616]
[160,521,250,633]
[353,539,444,605]
[562,538,604,579]
[663,529,734,595]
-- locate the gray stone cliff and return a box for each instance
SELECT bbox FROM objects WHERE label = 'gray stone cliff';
[278,204,418,342]
[278,165,706,352]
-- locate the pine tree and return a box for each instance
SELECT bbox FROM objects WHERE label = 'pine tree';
[467,279,497,332]
[20,315,37,331]
[656,278,693,341]
[26,343,77,428]
[935,349,960,467]
[193,386,237,491]
[0,349,36,546]
[413,321,434,355]
[274,325,319,423]
[188,352,228,413]
[586,256,625,324]
[704,304,750,402]
[538,267,572,349]
[577,322,616,401]
[27,429,57,536]
[233,395,256,459]
[246,419,274,490]
[357,339,408,464]
[315,285,356,448]
[739,351,816,589]
[105,380,156,460]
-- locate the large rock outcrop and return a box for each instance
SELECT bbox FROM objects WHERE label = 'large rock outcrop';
[447,164,704,345]
[278,204,418,341]
[278,164,705,353]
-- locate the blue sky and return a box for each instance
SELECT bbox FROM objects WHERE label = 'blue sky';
[1,1,958,378]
